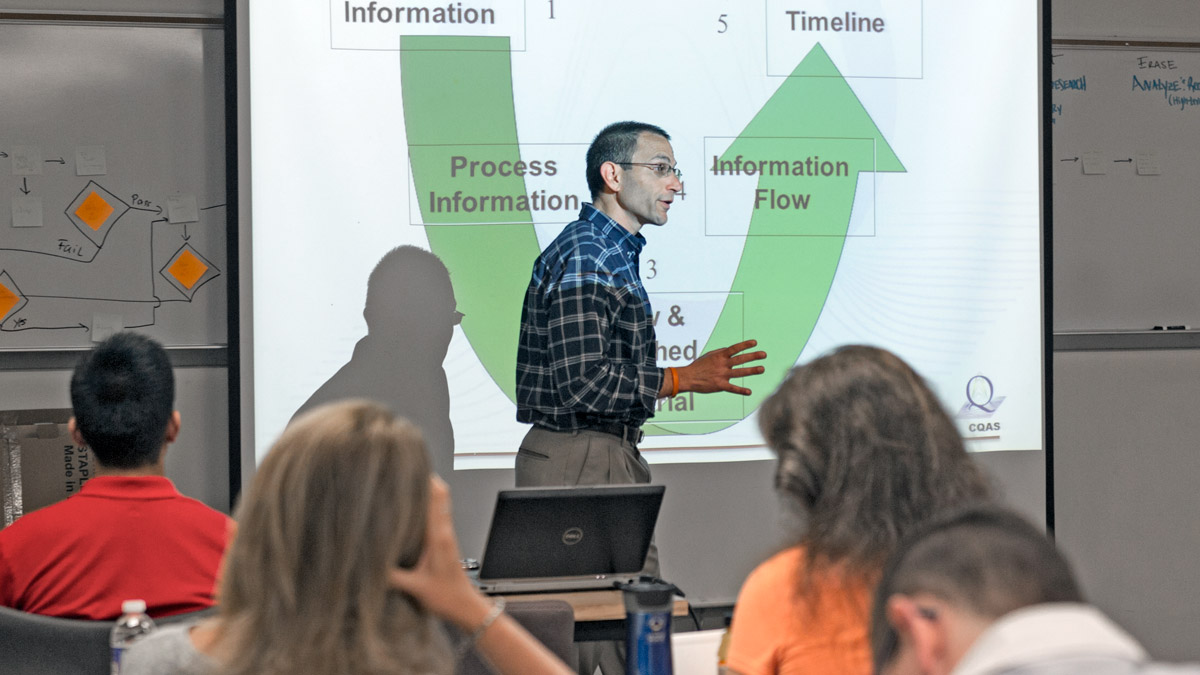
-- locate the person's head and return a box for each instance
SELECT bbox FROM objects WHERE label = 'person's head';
[363,246,459,350]
[586,121,681,229]
[870,505,1083,675]
[758,345,991,579]
[216,400,450,675]
[68,331,178,470]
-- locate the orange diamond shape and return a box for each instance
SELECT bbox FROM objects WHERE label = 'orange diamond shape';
[168,250,209,289]
[75,191,115,231]
[0,283,19,319]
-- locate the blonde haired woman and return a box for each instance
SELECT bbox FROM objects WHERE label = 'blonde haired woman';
[124,400,571,675]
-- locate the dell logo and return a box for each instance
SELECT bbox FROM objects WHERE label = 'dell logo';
[562,527,584,545]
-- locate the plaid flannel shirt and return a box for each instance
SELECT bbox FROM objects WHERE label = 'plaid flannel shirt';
[516,204,664,431]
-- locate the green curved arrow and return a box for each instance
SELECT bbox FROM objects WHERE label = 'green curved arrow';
[645,43,905,435]
[401,36,539,401]
[401,38,903,435]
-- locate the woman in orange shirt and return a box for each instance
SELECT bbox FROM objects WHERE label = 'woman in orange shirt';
[724,346,992,675]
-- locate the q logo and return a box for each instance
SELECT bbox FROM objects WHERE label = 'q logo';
[958,374,1006,419]
[562,527,584,546]
[966,375,997,413]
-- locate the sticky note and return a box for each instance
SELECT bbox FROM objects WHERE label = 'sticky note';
[166,194,199,224]
[90,313,124,342]
[11,146,43,175]
[1136,150,1161,176]
[75,146,107,176]
[1082,151,1107,175]
[0,283,20,320]
[12,195,43,228]
[75,191,115,231]
[168,249,209,289]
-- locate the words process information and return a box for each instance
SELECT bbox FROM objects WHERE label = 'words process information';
[250,1,1044,463]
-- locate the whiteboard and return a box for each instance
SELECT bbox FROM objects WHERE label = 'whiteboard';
[1051,44,1200,332]
[0,21,227,348]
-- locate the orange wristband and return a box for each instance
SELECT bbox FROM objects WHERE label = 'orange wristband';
[668,367,680,398]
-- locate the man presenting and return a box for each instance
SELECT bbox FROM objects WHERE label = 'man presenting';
[515,120,766,502]
[516,120,765,675]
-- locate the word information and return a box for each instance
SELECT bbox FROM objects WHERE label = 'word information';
[331,0,525,50]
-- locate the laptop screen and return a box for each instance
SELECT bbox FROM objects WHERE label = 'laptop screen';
[478,485,665,581]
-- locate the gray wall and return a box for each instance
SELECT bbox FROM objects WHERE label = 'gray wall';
[0,364,229,512]
[1054,349,1200,660]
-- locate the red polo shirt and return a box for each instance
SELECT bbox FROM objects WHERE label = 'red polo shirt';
[0,475,232,620]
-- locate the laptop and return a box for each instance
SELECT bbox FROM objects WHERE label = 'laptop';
[475,484,665,594]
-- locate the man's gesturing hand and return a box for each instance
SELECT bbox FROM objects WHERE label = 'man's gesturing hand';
[676,339,767,397]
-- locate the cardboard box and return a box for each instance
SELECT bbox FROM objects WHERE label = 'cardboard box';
[1,408,96,528]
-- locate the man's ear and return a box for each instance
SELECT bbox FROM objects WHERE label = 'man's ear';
[164,410,181,444]
[887,594,948,675]
[599,160,623,194]
[68,417,86,447]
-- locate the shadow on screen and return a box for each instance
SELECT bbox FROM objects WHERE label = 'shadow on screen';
[292,245,459,479]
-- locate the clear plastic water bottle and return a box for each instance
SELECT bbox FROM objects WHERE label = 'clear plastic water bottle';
[110,598,156,675]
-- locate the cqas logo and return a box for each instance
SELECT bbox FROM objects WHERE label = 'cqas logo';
[958,374,1005,434]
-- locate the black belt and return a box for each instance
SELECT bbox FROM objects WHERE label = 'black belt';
[580,420,643,445]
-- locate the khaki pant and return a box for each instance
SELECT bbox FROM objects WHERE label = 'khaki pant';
[515,426,661,675]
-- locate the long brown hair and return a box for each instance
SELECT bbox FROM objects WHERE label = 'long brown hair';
[215,400,451,675]
[759,345,991,585]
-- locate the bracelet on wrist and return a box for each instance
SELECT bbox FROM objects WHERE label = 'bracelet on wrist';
[456,597,505,658]
[668,367,680,398]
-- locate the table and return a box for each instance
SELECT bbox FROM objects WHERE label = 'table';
[501,589,689,642]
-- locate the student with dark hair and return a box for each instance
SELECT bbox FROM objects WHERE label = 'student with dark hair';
[724,345,991,675]
[0,331,231,620]
[871,505,1200,675]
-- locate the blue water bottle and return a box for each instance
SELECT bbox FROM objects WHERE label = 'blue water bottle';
[622,580,675,675]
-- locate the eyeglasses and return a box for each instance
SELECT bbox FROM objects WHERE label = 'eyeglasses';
[616,162,683,180]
